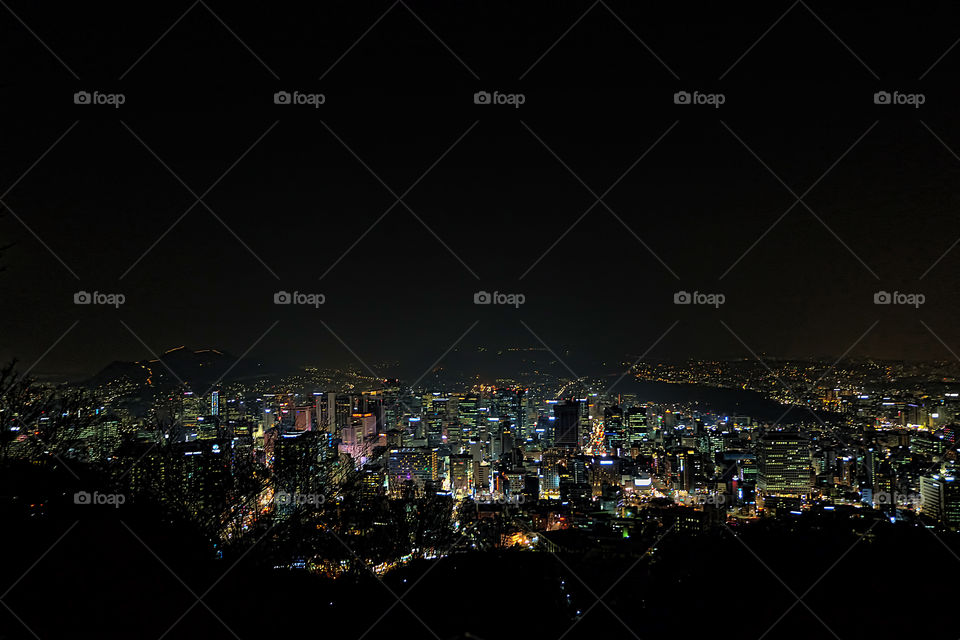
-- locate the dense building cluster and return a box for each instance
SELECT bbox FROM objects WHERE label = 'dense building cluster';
[8,351,960,577]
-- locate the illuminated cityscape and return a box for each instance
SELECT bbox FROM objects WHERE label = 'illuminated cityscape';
[6,352,960,636]
[4,2,960,638]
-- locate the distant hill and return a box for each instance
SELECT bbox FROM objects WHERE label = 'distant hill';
[84,346,267,390]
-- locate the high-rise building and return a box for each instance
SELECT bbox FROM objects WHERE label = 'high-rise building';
[387,448,437,494]
[626,406,648,443]
[450,453,473,497]
[921,471,960,529]
[604,405,624,452]
[757,433,812,497]
[554,400,580,449]
[458,393,480,441]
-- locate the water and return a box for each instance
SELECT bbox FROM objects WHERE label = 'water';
[613,378,818,423]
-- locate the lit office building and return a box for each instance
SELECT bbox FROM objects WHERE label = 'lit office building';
[757,433,812,497]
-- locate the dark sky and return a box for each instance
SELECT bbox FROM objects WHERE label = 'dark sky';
[3,1,960,381]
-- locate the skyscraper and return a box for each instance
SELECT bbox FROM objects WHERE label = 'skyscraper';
[757,433,812,497]
[554,400,580,449]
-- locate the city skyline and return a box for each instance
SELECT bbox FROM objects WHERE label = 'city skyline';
[5,2,960,639]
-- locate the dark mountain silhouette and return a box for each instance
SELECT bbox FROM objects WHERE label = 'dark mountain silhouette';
[84,346,268,390]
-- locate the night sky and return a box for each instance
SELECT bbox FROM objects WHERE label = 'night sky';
[3,1,960,381]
